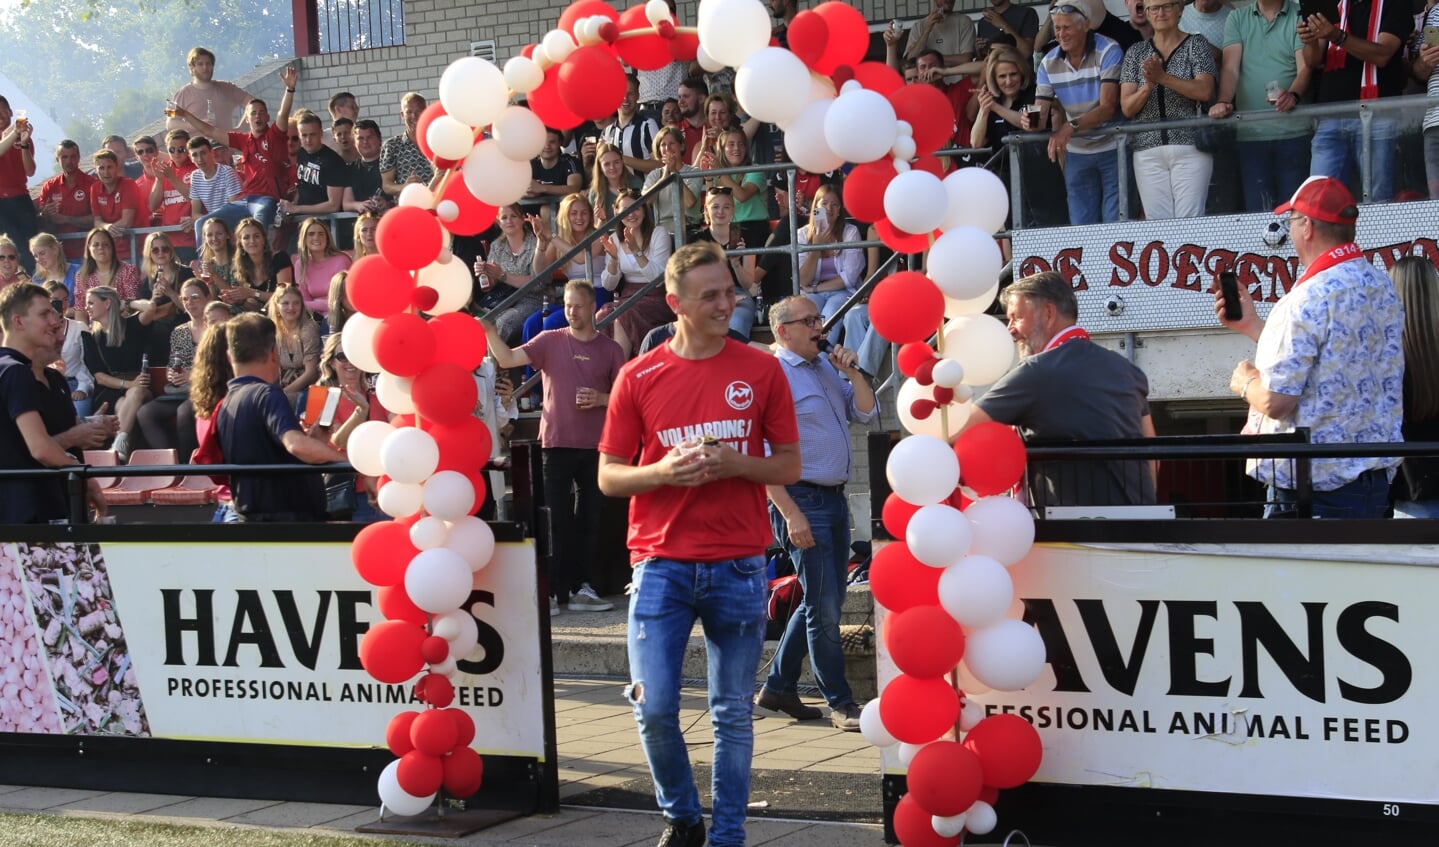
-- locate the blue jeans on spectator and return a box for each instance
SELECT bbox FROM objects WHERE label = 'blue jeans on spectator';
[765,486,854,711]
[1265,468,1389,519]
[193,196,278,243]
[1064,149,1121,225]
[1310,117,1396,202]
[1238,135,1312,213]
[804,289,848,346]
[730,293,757,338]
[67,377,93,419]
[625,555,768,847]
[841,305,889,378]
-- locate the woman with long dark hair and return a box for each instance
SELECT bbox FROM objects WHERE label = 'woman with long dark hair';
[598,190,673,357]
[1392,256,1439,517]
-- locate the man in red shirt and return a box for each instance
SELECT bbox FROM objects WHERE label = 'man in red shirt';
[130,136,162,227]
[37,140,97,261]
[676,77,709,162]
[150,130,198,259]
[598,242,800,847]
[175,65,296,232]
[88,150,145,261]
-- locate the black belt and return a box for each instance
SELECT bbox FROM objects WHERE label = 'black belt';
[792,481,845,494]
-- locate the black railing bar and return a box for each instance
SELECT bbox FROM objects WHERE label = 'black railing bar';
[1027,441,1439,461]
[0,457,508,482]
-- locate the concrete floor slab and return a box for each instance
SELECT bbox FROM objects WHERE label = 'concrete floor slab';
[0,786,108,810]
[53,791,191,815]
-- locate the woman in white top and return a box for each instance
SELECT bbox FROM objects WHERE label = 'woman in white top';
[641,126,701,241]
[597,189,673,357]
[797,184,864,345]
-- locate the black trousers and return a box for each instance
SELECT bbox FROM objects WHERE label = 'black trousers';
[542,447,603,600]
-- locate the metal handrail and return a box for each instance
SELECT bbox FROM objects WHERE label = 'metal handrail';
[53,211,364,256]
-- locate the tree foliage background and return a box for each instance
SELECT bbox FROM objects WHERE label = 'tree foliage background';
[1,0,292,154]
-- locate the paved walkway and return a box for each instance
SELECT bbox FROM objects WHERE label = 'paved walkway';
[0,677,889,846]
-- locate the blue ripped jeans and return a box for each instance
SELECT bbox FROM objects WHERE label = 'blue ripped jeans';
[625,555,768,846]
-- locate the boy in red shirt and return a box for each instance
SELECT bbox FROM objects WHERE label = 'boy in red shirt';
[88,150,145,261]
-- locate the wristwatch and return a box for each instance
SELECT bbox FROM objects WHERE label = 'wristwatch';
[1068,118,1080,130]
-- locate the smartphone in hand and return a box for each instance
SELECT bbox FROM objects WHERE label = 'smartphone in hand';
[1219,271,1244,321]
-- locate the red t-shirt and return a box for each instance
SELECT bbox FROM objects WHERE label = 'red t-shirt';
[0,146,29,199]
[227,125,288,199]
[523,328,626,450]
[680,119,705,162]
[943,78,975,149]
[156,163,198,248]
[89,177,146,260]
[598,338,799,564]
[39,172,97,259]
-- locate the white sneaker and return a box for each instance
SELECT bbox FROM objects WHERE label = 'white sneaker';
[112,432,131,462]
[549,596,561,617]
[567,583,614,612]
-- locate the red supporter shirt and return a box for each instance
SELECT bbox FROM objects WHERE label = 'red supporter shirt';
[89,177,146,260]
[156,163,198,248]
[227,125,288,199]
[680,120,705,161]
[133,173,159,225]
[598,339,799,564]
[0,146,29,199]
[38,172,97,259]
[944,78,975,149]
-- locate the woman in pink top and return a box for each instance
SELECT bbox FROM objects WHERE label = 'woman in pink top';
[290,217,351,327]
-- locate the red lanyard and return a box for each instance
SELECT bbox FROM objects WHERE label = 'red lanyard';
[1295,242,1362,286]
[1041,325,1091,353]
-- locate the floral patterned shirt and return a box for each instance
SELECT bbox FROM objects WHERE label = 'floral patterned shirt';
[1247,257,1405,491]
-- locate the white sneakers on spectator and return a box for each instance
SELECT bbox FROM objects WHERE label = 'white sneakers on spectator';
[567,583,613,612]
[112,432,130,462]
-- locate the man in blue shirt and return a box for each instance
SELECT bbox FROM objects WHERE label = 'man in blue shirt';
[756,296,877,732]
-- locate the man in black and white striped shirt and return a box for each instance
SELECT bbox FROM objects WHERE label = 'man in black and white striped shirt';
[602,75,661,174]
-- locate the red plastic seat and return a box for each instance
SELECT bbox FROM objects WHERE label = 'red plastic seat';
[83,450,120,489]
[102,449,180,506]
[150,471,219,506]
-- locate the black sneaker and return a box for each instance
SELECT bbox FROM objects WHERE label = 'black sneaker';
[656,817,705,847]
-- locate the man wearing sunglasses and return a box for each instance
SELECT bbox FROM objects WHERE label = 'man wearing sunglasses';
[757,296,876,733]
[150,130,198,260]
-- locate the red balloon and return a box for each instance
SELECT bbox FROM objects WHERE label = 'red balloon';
[359,619,427,684]
[949,488,974,511]
[430,416,492,475]
[869,543,941,613]
[875,217,936,254]
[881,492,921,539]
[557,0,619,35]
[869,271,944,345]
[397,749,444,797]
[886,606,966,679]
[412,361,479,425]
[416,672,455,708]
[842,159,897,224]
[414,103,447,161]
[378,583,428,625]
[411,709,459,756]
[559,46,628,121]
[963,713,1043,789]
[932,386,954,406]
[893,793,960,847]
[852,61,904,96]
[447,707,477,748]
[614,5,670,70]
[912,154,947,178]
[465,470,488,516]
[429,312,487,371]
[442,747,485,797]
[351,520,418,587]
[898,342,935,377]
[438,174,498,236]
[669,31,700,62]
[373,313,437,377]
[915,358,937,386]
[377,206,443,271]
[879,674,959,745]
[347,255,415,319]
[787,10,829,66]
[908,741,985,817]
[910,399,938,420]
[386,711,419,756]
[420,636,449,665]
[889,84,956,156]
[528,65,584,130]
[978,785,1000,805]
[413,286,440,312]
[955,422,1027,496]
[811,1,869,75]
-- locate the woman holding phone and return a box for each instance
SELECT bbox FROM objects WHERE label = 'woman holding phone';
[796,185,864,345]
[598,190,673,357]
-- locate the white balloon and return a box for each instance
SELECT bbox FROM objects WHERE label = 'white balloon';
[944,281,1001,318]
[541,29,576,63]
[398,182,436,210]
[645,0,672,25]
[377,479,423,518]
[783,99,845,174]
[696,43,724,73]
[734,48,810,127]
[804,72,837,111]
[965,800,998,836]
[942,314,1015,386]
[896,377,970,442]
[885,435,960,506]
[445,515,497,571]
[927,226,1004,301]
[896,120,914,137]
[346,420,394,477]
[375,372,415,414]
[959,698,985,731]
[378,759,434,817]
[938,554,1013,629]
[503,56,544,94]
[492,105,548,162]
[964,619,1047,691]
[955,659,992,695]
[897,740,928,767]
[932,813,968,838]
[965,496,1036,566]
[380,427,440,484]
[409,515,450,550]
[942,167,1010,235]
[416,255,473,315]
[955,384,975,402]
[435,199,459,222]
[859,699,896,747]
[341,313,383,374]
[462,139,533,207]
[574,17,603,46]
[883,169,948,237]
[905,504,973,568]
[931,358,965,389]
[439,608,480,660]
[423,116,473,163]
[423,470,476,521]
[891,134,917,163]
[438,57,508,129]
[432,656,459,677]
[824,88,898,164]
[432,613,462,641]
[405,547,474,613]
[697,0,771,67]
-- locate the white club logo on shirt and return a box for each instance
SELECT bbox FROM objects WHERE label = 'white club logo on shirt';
[725,381,754,411]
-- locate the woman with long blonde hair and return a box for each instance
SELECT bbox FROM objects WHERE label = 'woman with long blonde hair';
[1392,256,1439,518]
[187,322,238,522]
[796,183,863,344]
[28,233,77,299]
[290,217,351,327]
[81,285,160,458]
[264,283,321,407]
[351,211,381,260]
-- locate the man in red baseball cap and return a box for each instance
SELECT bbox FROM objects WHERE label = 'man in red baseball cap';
[1215,176,1403,518]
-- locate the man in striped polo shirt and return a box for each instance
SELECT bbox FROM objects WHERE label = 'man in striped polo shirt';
[1035,3,1124,224]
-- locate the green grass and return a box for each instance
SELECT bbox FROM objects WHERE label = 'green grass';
[0,813,419,847]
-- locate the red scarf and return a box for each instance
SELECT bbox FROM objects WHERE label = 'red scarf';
[1296,242,1362,286]
[1041,325,1091,353]
[1324,0,1384,101]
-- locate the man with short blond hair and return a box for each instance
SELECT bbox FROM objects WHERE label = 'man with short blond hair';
[89,149,145,261]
